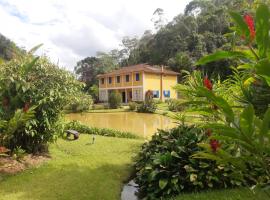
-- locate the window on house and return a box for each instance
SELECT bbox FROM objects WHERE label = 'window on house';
[108,77,112,84]
[153,90,159,98]
[135,73,140,81]
[101,78,105,84]
[126,75,130,82]
[116,76,121,83]
[163,90,170,98]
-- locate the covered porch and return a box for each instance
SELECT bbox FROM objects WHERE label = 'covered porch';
[108,88,133,103]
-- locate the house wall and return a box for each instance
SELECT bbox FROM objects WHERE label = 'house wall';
[144,72,161,94]
[132,72,143,86]
[162,75,178,99]
[98,71,177,102]
[98,72,143,89]
[144,73,177,100]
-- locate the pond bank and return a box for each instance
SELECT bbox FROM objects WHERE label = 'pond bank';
[66,112,176,138]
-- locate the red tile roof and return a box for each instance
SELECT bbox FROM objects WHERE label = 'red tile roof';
[97,63,180,77]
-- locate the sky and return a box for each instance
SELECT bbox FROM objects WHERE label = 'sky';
[0,0,192,71]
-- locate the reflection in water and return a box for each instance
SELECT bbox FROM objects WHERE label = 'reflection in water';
[66,112,176,138]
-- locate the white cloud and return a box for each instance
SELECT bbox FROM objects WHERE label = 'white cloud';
[0,0,191,71]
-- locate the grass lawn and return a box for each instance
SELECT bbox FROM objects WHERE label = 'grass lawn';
[0,135,143,200]
[0,135,268,200]
[173,188,269,200]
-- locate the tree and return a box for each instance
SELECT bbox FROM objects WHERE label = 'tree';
[151,8,167,31]
[0,33,25,61]
[74,51,120,89]
[120,36,139,66]
[123,0,252,79]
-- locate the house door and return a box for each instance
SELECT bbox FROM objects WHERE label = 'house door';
[122,92,126,103]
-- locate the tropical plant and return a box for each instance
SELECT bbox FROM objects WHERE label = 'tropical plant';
[176,74,270,194]
[0,46,83,153]
[134,124,246,199]
[166,99,184,112]
[12,146,26,160]
[108,91,122,109]
[0,106,35,153]
[196,4,270,116]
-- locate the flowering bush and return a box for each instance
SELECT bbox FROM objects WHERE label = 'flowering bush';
[174,4,270,193]
[196,4,270,116]
[0,48,83,153]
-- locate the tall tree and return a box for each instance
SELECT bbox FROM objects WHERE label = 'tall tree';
[74,51,120,89]
[151,8,167,31]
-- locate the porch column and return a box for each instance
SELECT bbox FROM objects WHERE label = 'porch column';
[131,72,134,101]
[125,88,128,103]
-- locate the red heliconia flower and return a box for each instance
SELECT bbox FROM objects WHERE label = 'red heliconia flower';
[23,102,30,113]
[244,14,256,41]
[210,139,221,153]
[205,129,212,137]
[203,77,213,91]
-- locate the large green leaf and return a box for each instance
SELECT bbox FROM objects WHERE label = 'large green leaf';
[28,43,43,54]
[196,51,248,65]
[260,107,270,143]
[255,59,270,86]
[196,87,234,122]
[256,4,270,58]
[23,57,39,75]
[239,105,254,137]
[201,123,241,140]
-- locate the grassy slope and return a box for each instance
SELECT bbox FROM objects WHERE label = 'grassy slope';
[0,135,268,200]
[173,188,269,200]
[0,135,143,200]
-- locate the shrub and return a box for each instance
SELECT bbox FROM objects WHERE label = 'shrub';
[108,91,121,109]
[153,99,163,104]
[12,146,26,160]
[67,93,93,112]
[92,104,106,110]
[64,120,139,139]
[0,50,83,153]
[88,84,99,103]
[128,102,137,111]
[134,125,246,199]
[137,99,157,113]
[166,99,184,112]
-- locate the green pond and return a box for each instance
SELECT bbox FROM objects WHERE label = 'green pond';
[66,112,176,138]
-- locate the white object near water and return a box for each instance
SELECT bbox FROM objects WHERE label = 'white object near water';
[121,180,138,200]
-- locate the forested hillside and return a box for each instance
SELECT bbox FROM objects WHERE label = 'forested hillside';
[74,0,260,89]
[0,33,25,62]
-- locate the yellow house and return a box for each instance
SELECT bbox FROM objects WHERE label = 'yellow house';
[97,64,179,103]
